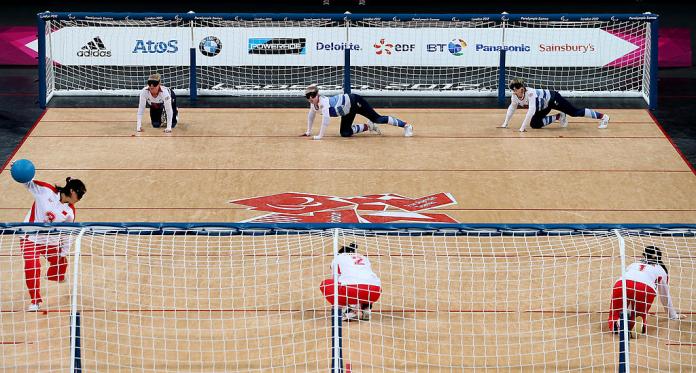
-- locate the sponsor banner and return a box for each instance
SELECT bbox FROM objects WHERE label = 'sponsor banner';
[28,26,638,67]
[26,27,189,66]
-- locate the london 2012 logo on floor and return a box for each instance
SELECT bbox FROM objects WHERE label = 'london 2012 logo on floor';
[230,192,458,223]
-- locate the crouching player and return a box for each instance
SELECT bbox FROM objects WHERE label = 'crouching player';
[319,243,381,321]
[607,245,686,338]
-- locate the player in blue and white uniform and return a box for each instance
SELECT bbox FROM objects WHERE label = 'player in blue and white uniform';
[302,84,413,140]
[136,73,179,133]
[499,79,610,132]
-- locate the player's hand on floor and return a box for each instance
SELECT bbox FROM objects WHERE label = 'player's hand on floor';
[164,128,172,133]
[300,133,309,137]
[671,314,688,320]
[497,124,508,128]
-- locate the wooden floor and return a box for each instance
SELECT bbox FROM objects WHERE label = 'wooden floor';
[1,108,695,372]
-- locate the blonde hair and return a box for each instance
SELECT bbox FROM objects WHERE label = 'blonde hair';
[148,73,161,82]
[305,84,319,95]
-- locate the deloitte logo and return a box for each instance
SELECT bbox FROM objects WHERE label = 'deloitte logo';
[77,37,111,57]
[199,36,222,57]
[448,39,467,56]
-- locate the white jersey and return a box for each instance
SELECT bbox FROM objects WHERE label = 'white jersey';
[136,85,174,131]
[620,260,678,319]
[502,87,553,131]
[623,261,669,292]
[23,180,76,247]
[306,94,352,139]
[332,252,381,286]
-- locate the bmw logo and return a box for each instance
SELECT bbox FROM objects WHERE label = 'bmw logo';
[199,36,222,57]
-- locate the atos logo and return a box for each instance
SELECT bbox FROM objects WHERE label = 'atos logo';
[373,38,415,55]
[132,40,179,53]
[426,39,468,56]
[200,36,222,57]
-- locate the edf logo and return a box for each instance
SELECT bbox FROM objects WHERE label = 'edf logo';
[132,40,179,53]
[373,38,415,55]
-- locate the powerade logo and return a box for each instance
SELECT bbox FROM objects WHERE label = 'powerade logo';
[316,42,361,51]
[426,39,468,56]
[199,36,222,57]
[475,44,531,52]
[132,40,178,53]
[248,38,306,55]
[77,37,111,57]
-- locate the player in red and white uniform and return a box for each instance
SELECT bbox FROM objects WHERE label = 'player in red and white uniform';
[136,73,178,133]
[303,84,413,140]
[319,243,382,321]
[21,177,86,311]
[499,79,610,132]
[607,246,685,337]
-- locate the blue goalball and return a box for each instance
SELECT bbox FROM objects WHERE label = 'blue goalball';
[10,159,35,183]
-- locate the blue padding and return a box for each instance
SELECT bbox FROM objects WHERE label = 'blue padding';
[1,223,695,237]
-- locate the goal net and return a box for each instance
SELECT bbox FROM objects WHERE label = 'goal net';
[1,224,693,372]
[36,13,657,105]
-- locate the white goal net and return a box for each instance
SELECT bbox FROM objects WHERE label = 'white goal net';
[1,224,693,372]
[37,13,657,105]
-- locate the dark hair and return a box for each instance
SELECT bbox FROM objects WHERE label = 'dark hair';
[305,91,318,99]
[338,242,358,254]
[643,245,668,274]
[56,177,86,201]
[508,78,525,90]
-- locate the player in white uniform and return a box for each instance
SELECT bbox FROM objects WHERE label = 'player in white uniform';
[303,84,413,140]
[136,73,178,133]
[19,176,86,311]
[607,246,685,338]
[500,79,610,132]
[319,243,382,321]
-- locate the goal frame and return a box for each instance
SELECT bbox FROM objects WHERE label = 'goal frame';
[1,222,693,372]
[37,12,659,109]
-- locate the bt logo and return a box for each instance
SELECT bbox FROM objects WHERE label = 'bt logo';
[427,39,467,56]
[132,40,179,53]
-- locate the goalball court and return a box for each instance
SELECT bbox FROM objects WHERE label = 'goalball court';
[0,107,694,372]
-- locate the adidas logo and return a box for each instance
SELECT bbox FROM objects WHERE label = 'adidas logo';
[77,37,112,57]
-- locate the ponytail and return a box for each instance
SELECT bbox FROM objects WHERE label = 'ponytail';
[56,177,86,200]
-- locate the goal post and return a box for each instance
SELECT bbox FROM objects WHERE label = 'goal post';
[1,223,693,372]
[36,12,659,108]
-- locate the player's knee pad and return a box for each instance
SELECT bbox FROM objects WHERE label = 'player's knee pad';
[152,121,162,128]
[530,120,544,129]
[340,130,353,137]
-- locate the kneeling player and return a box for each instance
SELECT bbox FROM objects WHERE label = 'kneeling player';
[136,73,178,133]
